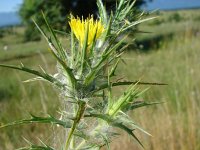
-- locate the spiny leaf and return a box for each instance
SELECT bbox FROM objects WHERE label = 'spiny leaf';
[115,115,151,136]
[84,113,111,123]
[84,25,124,86]
[0,114,71,129]
[80,20,89,75]
[0,64,64,88]
[85,113,144,148]
[42,11,66,61]
[48,45,77,88]
[79,144,100,150]
[97,0,107,24]
[112,121,144,148]
[115,0,126,19]
[112,81,167,86]
[84,35,127,86]
[100,15,113,44]
[17,138,55,150]
[99,133,111,150]
[70,29,76,67]
[108,83,139,116]
[93,80,167,93]
[122,17,157,32]
[32,19,49,42]
[125,101,164,111]
[17,145,54,150]
[109,59,120,77]
[53,29,69,36]
[119,0,136,20]
[34,17,76,88]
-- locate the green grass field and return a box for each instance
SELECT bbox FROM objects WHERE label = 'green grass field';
[0,9,200,149]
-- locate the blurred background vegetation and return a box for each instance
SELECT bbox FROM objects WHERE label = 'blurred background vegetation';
[0,0,200,150]
[19,0,149,41]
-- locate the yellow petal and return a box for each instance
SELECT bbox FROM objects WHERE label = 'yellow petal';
[69,15,104,47]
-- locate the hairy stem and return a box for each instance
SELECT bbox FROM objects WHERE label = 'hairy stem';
[65,101,86,150]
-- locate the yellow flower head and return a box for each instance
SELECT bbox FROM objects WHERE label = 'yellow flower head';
[69,15,104,47]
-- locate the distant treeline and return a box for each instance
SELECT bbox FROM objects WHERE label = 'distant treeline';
[19,0,150,41]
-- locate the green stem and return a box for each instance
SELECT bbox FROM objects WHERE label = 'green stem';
[70,104,77,149]
[65,101,86,150]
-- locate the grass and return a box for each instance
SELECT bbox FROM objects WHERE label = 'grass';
[112,31,200,150]
[135,9,200,50]
[0,9,200,149]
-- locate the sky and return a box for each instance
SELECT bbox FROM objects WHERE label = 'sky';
[0,0,22,12]
[1,0,200,13]
[147,0,200,10]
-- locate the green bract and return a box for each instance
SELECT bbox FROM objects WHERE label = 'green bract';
[0,0,163,150]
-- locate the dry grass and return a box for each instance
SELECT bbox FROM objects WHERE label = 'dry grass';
[111,29,200,150]
[1,9,200,150]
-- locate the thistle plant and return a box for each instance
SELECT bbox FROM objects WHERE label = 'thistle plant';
[0,0,163,150]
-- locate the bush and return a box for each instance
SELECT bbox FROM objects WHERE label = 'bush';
[23,25,41,41]
[168,12,183,22]
[194,15,200,21]
[0,29,5,38]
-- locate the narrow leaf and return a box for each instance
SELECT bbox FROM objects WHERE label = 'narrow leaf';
[80,20,89,75]
[93,80,167,93]
[0,114,71,129]
[17,138,54,150]
[49,48,76,88]
[112,121,144,148]
[126,101,164,111]
[109,59,120,77]
[17,145,54,150]
[97,0,107,24]
[42,12,66,60]
[0,64,64,88]
[122,17,157,32]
